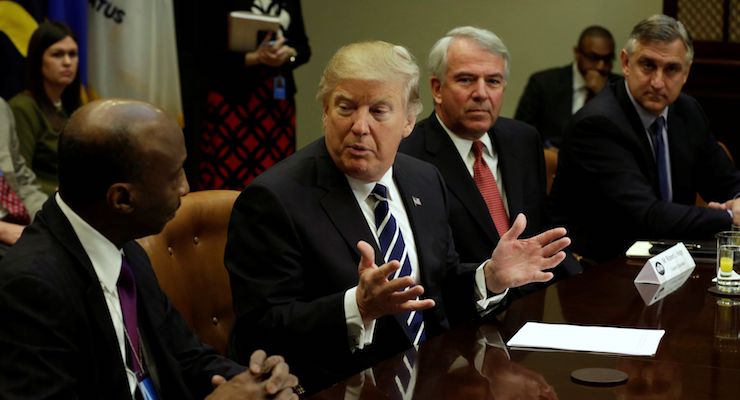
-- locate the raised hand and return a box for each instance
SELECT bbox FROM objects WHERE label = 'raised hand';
[355,240,435,324]
[484,214,570,294]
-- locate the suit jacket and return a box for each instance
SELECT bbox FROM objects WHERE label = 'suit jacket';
[226,139,480,394]
[515,64,619,147]
[399,114,581,304]
[549,78,740,261]
[0,198,243,399]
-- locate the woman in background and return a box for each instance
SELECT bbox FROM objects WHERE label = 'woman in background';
[197,0,310,190]
[10,21,81,195]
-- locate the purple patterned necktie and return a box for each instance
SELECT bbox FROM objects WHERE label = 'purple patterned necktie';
[117,256,140,372]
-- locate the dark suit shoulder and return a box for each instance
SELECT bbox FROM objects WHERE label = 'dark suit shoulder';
[526,64,572,83]
[492,116,540,138]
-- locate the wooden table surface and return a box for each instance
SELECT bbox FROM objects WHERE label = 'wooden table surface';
[309,258,740,399]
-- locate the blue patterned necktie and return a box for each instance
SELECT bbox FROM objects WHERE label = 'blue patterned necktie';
[370,183,426,346]
[650,116,670,201]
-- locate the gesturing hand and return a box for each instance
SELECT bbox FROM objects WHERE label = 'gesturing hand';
[355,240,435,325]
[484,214,570,294]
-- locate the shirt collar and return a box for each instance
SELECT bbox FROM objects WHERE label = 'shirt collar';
[434,112,494,158]
[346,167,396,201]
[624,80,668,131]
[572,62,586,92]
[56,193,123,291]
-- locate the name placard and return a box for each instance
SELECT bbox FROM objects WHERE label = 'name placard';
[634,242,695,285]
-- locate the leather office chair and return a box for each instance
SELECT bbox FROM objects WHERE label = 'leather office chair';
[137,190,240,355]
[543,148,558,195]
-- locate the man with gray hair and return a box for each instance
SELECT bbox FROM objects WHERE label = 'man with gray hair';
[400,26,581,315]
[226,40,570,394]
[550,14,740,261]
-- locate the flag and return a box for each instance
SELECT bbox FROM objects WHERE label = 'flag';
[0,0,37,99]
[87,0,182,121]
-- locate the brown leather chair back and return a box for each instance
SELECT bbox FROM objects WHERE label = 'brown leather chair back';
[137,190,240,355]
[544,148,558,195]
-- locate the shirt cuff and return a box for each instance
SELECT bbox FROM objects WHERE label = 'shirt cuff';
[474,260,508,312]
[344,287,376,350]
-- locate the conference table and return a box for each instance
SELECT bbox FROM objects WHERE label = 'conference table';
[308,257,740,399]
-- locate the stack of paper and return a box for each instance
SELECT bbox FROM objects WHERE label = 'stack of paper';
[507,322,665,356]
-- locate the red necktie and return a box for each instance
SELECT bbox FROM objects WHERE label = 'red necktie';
[0,173,31,225]
[472,141,509,236]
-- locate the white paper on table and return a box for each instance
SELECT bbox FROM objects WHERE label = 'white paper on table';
[506,322,665,356]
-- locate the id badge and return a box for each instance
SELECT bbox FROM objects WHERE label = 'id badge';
[273,75,286,100]
[137,376,159,400]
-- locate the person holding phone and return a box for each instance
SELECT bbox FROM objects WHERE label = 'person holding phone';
[197,0,311,190]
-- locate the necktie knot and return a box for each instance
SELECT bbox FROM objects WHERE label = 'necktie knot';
[650,116,665,137]
[371,183,389,202]
[471,141,486,160]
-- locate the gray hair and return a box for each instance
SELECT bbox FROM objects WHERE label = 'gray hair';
[428,26,510,82]
[624,14,693,63]
[316,41,423,118]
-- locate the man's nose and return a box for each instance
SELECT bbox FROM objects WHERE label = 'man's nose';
[351,109,371,135]
[471,79,487,99]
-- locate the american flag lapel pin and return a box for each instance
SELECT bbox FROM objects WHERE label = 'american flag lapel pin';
[412,196,422,206]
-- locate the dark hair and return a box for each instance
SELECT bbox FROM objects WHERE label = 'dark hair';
[58,123,147,207]
[25,20,82,115]
[577,25,615,48]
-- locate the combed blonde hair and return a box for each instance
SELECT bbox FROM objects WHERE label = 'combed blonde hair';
[316,41,423,118]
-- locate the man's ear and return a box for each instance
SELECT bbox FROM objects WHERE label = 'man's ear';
[619,49,630,76]
[107,183,135,214]
[430,77,443,105]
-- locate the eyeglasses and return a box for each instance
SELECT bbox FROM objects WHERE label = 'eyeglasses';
[578,48,615,64]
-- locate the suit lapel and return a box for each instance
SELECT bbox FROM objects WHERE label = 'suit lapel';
[314,145,382,266]
[422,116,499,241]
[42,199,130,386]
[490,127,523,219]
[615,82,658,182]
[666,105,691,199]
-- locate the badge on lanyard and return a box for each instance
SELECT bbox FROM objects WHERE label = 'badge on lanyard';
[138,374,159,400]
[274,75,286,100]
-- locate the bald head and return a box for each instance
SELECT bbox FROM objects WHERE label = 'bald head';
[58,99,184,209]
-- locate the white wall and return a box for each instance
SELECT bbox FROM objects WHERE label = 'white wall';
[294,0,663,148]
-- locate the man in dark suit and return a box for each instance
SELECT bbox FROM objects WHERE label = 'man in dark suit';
[226,41,571,394]
[0,99,298,399]
[400,27,581,303]
[515,26,618,148]
[550,14,740,261]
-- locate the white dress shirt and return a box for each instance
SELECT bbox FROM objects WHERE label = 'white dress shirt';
[56,193,137,397]
[436,113,510,216]
[571,62,589,114]
[342,160,507,350]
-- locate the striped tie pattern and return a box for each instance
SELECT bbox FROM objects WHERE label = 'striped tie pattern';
[370,183,426,347]
[471,141,509,236]
[390,350,418,400]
